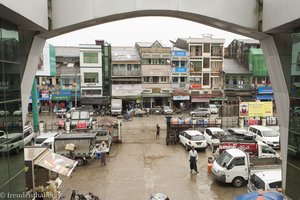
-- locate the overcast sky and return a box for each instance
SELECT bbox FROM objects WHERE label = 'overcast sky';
[47,16,250,47]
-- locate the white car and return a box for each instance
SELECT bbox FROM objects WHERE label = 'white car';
[203,127,228,146]
[0,133,24,153]
[35,132,60,146]
[209,104,219,114]
[179,130,207,151]
[248,170,282,192]
[248,125,280,149]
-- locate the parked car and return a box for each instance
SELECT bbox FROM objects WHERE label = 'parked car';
[209,104,219,114]
[0,133,24,154]
[248,125,280,149]
[179,130,207,151]
[227,128,255,139]
[161,106,173,115]
[203,127,228,146]
[190,108,211,117]
[248,169,282,192]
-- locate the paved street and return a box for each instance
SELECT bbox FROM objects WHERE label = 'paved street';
[55,114,247,200]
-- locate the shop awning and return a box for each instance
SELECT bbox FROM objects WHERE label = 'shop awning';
[34,149,77,177]
[191,97,209,103]
[81,97,110,105]
[256,94,274,100]
[210,97,227,101]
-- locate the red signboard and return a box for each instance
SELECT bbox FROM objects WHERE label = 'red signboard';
[189,84,202,89]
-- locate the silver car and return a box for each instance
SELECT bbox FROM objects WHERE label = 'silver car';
[161,106,173,115]
[190,108,211,117]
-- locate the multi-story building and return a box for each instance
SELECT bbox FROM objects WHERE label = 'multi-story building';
[135,41,172,108]
[111,46,142,109]
[174,35,225,107]
[79,41,110,107]
[170,47,190,108]
[223,59,254,104]
[51,46,80,108]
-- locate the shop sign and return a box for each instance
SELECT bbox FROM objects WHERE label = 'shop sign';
[41,91,49,98]
[257,86,273,94]
[239,101,273,117]
[172,51,188,57]
[173,96,190,101]
[152,88,161,93]
[189,84,202,90]
[175,67,187,73]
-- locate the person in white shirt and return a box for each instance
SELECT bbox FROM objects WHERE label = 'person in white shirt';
[99,141,108,166]
[189,146,199,173]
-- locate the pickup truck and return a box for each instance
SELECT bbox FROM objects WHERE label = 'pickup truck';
[54,133,98,166]
[212,148,281,188]
[217,138,278,158]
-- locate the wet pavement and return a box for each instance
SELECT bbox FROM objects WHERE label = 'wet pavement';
[40,114,247,200]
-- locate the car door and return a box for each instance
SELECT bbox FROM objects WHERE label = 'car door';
[226,156,248,183]
[204,129,212,145]
[179,132,186,145]
[256,130,263,142]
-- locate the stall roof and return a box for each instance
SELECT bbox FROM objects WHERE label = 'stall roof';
[55,133,97,140]
[25,147,77,177]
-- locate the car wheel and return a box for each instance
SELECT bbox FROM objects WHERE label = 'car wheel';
[76,157,85,166]
[232,177,244,188]
[192,114,196,117]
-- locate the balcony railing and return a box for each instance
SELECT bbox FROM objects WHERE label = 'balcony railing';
[224,84,254,90]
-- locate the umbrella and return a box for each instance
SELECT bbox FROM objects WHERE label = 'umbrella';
[235,191,283,200]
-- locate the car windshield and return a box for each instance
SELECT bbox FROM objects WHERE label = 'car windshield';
[250,174,265,190]
[262,130,278,137]
[35,138,47,144]
[191,135,205,141]
[216,151,233,167]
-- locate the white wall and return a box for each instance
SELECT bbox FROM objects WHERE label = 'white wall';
[1,0,48,29]
[80,68,102,88]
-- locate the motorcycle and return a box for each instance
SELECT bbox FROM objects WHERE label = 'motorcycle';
[70,190,99,200]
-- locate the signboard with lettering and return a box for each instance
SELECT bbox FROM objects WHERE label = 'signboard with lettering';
[189,84,202,90]
[173,96,190,100]
[239,101,273,117]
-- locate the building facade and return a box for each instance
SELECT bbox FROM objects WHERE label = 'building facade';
[0,18,26,196]
[174,35,225,107]
[135,41,172,108]
[111,46,142,109]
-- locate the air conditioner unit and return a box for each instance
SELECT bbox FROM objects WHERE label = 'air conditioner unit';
[142,89,152,93]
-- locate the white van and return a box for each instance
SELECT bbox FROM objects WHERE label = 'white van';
[23,125,35,145]
[248,125,280,149]
[209,104,219,114]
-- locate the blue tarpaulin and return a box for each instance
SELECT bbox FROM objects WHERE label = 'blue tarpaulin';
[234,191,283,200]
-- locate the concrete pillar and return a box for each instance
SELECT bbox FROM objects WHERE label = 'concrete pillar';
[21,36,46,127]
[260,34,292,191]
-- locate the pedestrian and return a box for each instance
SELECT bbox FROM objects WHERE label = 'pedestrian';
[156,124,160,139]
[99,141,107,166]
[189,146,199,173]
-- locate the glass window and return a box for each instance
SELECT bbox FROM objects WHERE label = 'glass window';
[204,43,210,53]
[172,77,178,83]
[83,52,98,63]
[203,58,210,68]
[153,77,159,83]
[203,73,210,85]
[84,72,98,83]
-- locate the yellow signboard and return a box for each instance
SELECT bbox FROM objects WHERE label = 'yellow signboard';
[240,101,273,117]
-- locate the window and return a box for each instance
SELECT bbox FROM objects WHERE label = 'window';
[153,77,159,83]
[82,89,101,96]
[161,77,168,82]
[180,77,186,83]
[206,129,212,136]
[180,61,186,67]
[127,64,132,71]
[203,58,210,68]
[83,52,98,63]
[269,181,282,189]
[84,73,98,83]
[172,77,179,83]
[250,175,265,190]
[144,77,150,83]
[204,43,210,53]
[261,146,276,154]
[231,157,245,166]
[172,61,179,67]
[203,73,210,85]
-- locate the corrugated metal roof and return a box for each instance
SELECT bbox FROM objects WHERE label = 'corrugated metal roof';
[236,39,260,44]
[224,59,251,74]
[141,65,171,76]
[179,36,225,44]
[55,46,79,57]
[136,41,170,48]
[56,63,80,76]
[111,46,140,61]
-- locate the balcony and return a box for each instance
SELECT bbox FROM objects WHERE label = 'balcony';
[224,84,254,90]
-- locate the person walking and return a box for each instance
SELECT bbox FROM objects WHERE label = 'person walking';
[189,146,199,173]
[156,124,160,139]
[99,141,108,166]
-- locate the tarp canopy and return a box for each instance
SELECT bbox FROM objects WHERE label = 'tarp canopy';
[35,149,77,177]
[95,117,118,127]
[235,191,283,200]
